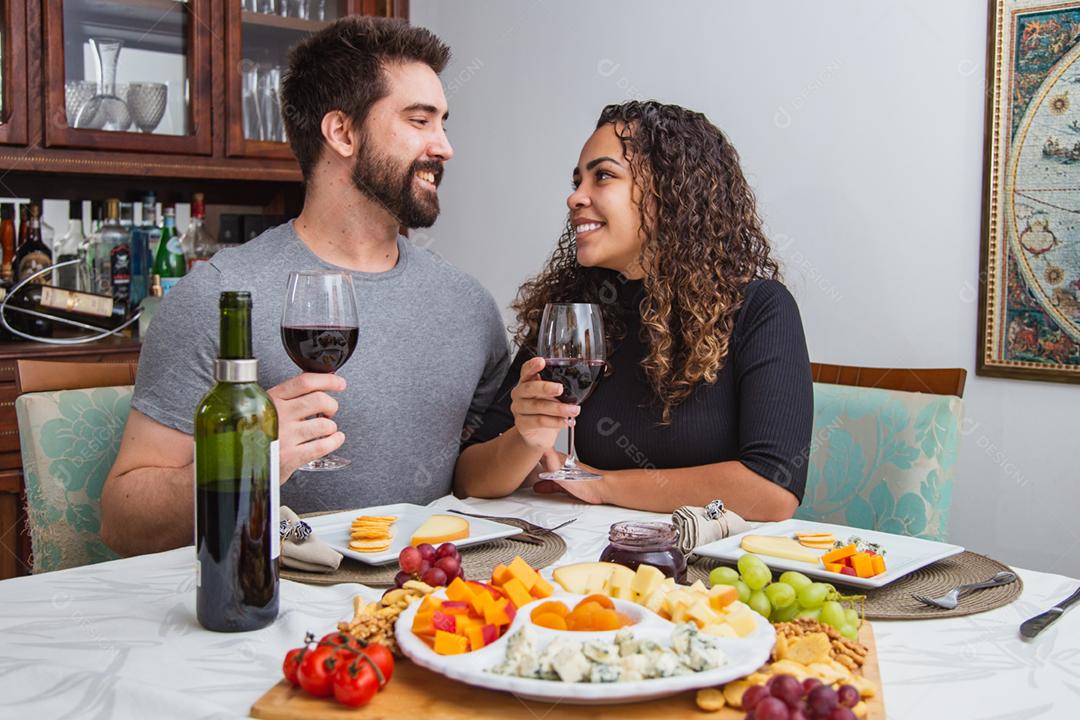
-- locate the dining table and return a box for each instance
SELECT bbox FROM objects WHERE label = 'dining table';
[0,490,1077,719]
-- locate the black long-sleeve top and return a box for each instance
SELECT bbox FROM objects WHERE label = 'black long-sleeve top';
[465,276,814,502]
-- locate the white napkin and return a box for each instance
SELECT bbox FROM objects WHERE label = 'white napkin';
[671,501,751,556]
[280,506,343,573]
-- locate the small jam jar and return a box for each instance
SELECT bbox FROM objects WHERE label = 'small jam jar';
[598,521,687,583]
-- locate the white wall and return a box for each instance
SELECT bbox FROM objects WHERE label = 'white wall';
[413,0,1080,577]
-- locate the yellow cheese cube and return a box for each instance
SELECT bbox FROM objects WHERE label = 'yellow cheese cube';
[631,564,666,603]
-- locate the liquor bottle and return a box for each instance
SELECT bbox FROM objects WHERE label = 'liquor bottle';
[0,204,14,270]
[138,274,163,339]
[90,201,105,235]
[54,202,88,291]
[129,194,161,306]
[119,202,134,229]
[182,192,218,269]
[0,268,11,341]
[194,291,279,632]
[6,284,128,330]
[17,204,28,249]
[13,204,53,337]
[94,199,132,304]
[152,206,186,295]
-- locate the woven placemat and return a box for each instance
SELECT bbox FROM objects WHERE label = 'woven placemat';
[280,517,567,587]
[688,550,1022,620]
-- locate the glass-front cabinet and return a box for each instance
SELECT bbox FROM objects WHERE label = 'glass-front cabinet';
[0,0,28,145]
[226,0,353,158]
[43,0,212,154]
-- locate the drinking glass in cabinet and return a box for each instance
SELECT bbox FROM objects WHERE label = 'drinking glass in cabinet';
[258,65,284,142]
[242,61,262,141]
[61,0,190,136]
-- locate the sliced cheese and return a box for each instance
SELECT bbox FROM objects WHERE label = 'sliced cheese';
[410,514,470,546]
[606,564,636,599]
[739,535,821,565]
[630,564,666,603]
[551,561,620,594]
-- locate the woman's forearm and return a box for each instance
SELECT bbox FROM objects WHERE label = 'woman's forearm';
[598,461,799,520]
[453,427,546,498]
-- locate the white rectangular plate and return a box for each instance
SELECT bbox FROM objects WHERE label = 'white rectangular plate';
[306,503,522,566]
[693,519,964,589]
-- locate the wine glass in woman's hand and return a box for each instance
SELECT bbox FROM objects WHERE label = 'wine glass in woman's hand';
[281,271,359,471]
[536,302,606,482]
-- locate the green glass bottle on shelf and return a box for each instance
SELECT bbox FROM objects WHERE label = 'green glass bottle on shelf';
[152,206,186,296]
[194,291,279,633]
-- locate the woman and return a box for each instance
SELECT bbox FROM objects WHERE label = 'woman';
[454,101,812,520]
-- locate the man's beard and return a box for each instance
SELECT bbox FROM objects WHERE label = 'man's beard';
[351,140,442,229]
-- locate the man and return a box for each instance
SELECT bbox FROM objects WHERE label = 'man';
[101,17,510,557]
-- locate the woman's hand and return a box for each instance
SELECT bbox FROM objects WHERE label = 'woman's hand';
[511,357,580,452]
[532,450,609,504]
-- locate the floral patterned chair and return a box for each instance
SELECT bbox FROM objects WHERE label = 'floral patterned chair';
[796,364,967,542]
[15,385,131,573]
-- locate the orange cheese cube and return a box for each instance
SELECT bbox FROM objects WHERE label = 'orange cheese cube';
[530,575,555,598]
[501,577,534,609]
[870,554,886,576]
[485,597,513,626]
[507,556,539,591]
[821,544,858,564]
[469,587,495,616]
[850,552,875,578]
[491,563,514,586]
[418,595,443,614]
[466,625,487,651]
[411,612,436,636]
[433,630,469,655]
[446,577,476,604]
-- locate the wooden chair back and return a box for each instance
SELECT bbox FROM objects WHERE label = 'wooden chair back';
[15,359,138,394]
[811,362,967,397]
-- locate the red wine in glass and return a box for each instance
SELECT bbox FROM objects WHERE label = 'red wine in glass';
[536,303,606,482]
[539,358,605,405]
[281,325,358,373]
[281,271,359,472]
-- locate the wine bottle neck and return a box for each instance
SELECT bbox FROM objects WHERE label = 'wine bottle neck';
[219,303,253,360]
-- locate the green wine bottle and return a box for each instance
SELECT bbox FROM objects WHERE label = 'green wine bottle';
[194,291,280,632]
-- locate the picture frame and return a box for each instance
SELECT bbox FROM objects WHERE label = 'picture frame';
[979,0,1080,381]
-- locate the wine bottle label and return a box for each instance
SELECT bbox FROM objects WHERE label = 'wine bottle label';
[166,237,184,254]
[40,286,114,318]
[270,440,280,560]
[193,447,199,585]
[17,251,51,284]
[159,276,180,295]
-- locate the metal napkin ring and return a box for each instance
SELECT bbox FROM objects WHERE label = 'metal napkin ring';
[705,499,725,520]
[280,519,312,543]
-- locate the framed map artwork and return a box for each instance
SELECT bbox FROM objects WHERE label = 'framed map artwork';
[980,0,1080,381]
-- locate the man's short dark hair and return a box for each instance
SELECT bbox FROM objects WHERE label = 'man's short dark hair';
[281,17,450,179]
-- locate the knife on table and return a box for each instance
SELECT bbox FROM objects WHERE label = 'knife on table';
[1020,585,1080,639]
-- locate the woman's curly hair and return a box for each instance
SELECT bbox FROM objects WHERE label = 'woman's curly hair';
[512,101,780,424]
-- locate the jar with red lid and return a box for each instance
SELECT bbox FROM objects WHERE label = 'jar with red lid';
[598,520,687,583]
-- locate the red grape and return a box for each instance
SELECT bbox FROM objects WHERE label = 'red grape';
[836,684,859,709]
[826,709,856,720]
[802,677,822,694]
[806,686,838,716]
[398,546,422,574]
[770,675,803,709]
[742,684,769,711]
[789,710,808,720]
[392,570,411,588]
[421,567,448,587]
[436,542,458,559]
[754,697,790,720]
[416,543,436,562]
[418,558,432,576]
[435,555,461,578]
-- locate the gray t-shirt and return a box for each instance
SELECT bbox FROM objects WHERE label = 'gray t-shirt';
[132,220,510,514]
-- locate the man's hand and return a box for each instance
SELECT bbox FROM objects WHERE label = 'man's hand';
[511,357,580,452]
[267,372,347,479]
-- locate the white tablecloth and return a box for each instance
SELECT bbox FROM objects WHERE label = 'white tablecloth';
[0,491,1077,719]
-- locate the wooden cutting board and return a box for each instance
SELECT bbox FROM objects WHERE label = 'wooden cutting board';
[251,623,885,719]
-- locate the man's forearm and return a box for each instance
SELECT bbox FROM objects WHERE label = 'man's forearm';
[453,428,544,498]
[100,464,194,557]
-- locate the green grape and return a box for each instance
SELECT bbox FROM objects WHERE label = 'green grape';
[734,580,752,604]
[845,608,860,627]
[772,601,800,623]
[748,589,772,619]
[839,622,859,641]
[820,600,846,629]
[797,582,830,609]
[764,582,797,610]
[778,571,813,591]
[709,566,740,587]
[795,607,821,621]
[738,554,772,590]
